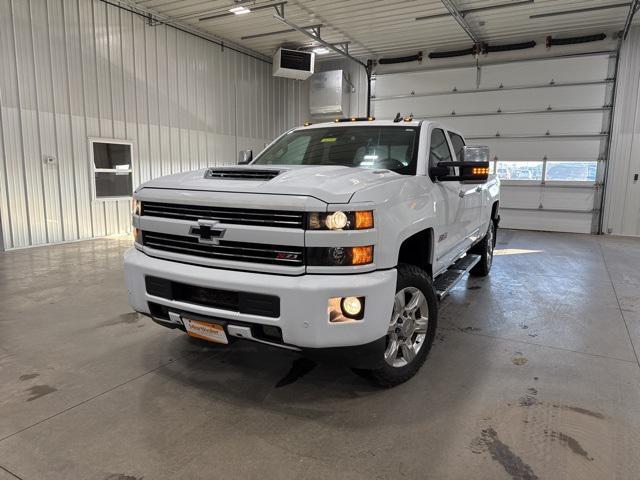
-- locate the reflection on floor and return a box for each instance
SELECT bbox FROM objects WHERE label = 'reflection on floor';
[0,230,639,479]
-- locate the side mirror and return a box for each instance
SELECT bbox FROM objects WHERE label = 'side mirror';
[429,145,490,183]
[238,149,253,165]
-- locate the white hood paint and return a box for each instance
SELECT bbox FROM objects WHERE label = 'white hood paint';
[138,165,406,204]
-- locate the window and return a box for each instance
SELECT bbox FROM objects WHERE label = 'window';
[496,161,543,181]
[253,127,420,175]
[429,128,455,176]
[90,140,134,199]
[545,161,597,182]
[448,132,465,162]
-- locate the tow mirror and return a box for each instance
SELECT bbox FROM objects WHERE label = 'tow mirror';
[430,145,490,183]
[238,149,253,165]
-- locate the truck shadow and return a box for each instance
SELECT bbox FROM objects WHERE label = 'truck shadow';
[138,302,495,477]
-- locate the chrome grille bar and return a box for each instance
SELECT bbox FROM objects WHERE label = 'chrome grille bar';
[142,232,304,266]
[141,202,304,228]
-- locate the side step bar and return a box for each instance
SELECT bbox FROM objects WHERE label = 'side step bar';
[433,254,480,300]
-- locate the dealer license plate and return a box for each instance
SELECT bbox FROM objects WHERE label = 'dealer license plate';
[182,317,228,344]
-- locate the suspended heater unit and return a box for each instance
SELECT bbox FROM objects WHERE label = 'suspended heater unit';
[273,48,315,80]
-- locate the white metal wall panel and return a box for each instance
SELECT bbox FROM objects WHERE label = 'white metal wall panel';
[603,27,640,237]
[372,54,614,233]
[0,0,306,249]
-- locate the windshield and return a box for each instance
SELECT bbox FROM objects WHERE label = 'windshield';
[253,126,420,175]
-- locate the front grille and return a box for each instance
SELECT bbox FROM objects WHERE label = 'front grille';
[142,231,304,266]
[141,202,304,228]
[204,168,282,181]
[146,277,280,317]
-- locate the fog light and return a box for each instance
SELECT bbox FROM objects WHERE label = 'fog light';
[328,296,365,322]
[341,297,363,317]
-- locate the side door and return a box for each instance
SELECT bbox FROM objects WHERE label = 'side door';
[448,131,484,243]
[427,127,465,273]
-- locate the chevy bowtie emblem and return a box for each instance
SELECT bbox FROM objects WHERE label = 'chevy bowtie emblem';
[190,219,226,245]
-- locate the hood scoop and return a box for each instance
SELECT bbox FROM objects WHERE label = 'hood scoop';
[204,167,283,181]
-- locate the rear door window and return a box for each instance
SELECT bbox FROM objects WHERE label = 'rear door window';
[448,132,465,162]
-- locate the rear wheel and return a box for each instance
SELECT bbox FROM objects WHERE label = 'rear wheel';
[355,264,437,388]
[469,221,495,277]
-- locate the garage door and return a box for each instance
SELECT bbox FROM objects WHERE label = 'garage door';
[372,53,616,234]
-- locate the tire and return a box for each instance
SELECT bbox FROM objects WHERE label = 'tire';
[469,221,496,277]
[354,264,438,388]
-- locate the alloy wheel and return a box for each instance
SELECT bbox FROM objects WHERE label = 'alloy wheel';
[384,287,429,368]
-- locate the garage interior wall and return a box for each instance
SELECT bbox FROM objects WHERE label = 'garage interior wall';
[603,27,640,237]
[0,0,307,250]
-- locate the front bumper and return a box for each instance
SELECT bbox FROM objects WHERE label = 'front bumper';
[124,248,397,350]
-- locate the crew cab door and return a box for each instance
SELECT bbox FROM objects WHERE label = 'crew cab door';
[448,131,483,243]
[427,127,465,272]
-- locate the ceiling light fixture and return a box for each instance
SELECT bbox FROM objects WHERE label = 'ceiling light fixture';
[313,47,329,54]
[229,6,251,15]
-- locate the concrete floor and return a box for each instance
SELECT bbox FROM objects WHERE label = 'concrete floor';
[1,230,639,480]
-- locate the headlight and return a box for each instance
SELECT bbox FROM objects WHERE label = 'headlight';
[132,198,140,216]
[307,246,373,266]
[307,210,374,230]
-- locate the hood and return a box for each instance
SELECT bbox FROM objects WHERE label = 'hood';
[138,165,403,204]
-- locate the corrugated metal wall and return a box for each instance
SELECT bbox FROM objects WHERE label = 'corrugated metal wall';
[603,27,640,237]
[0,0,307,249]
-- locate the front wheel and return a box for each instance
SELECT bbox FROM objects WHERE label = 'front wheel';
[355,264,438,388]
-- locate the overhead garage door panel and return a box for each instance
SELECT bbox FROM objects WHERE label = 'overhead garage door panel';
[374,56,611,98]
[477,138,604,160]
[374,66,479,96]
[500,210,592,233]
[373,85,609,118]
[372,53,614,234]
[501,186,596,210]
[440,112,607,137]
[480,56,611,87]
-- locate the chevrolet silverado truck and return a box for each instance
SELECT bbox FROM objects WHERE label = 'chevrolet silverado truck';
[125,118,500,387]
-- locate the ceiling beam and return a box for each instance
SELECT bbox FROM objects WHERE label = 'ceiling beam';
[416,0,533,22]
[529,3,630,19]
[439,0,481,44]
[622,0,640,39]
[241,24,322,41]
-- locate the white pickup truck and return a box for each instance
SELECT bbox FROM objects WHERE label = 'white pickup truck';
[125,118,500,386]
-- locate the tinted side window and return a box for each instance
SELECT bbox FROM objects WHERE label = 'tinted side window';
[429,128,454,176]
[449,132,465,162]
